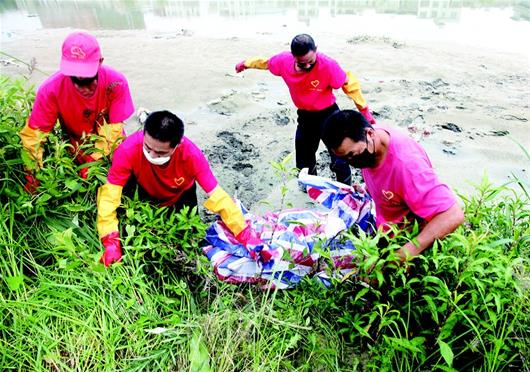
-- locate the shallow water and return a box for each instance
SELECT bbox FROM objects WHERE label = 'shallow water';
[2,1,529,57]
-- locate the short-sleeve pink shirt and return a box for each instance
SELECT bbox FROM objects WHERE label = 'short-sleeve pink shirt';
[107,131,218,206]
[28,65,134,143]
[267,52,347,111]
[362,126,457,229]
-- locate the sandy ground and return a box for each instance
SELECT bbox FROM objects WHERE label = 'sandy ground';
[2,28,529,212]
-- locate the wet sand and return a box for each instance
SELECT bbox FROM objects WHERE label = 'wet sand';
[2,29,529,210]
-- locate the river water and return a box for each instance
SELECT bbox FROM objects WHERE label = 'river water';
[2,1,529,58]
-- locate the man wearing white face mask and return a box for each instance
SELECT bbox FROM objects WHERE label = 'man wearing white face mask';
[96,110,254,266]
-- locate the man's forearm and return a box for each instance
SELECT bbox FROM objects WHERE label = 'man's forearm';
[400,203,465,259]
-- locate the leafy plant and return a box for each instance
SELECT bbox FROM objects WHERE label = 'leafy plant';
[0,76,528,371]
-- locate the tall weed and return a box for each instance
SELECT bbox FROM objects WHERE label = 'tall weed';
[0,76,528,371]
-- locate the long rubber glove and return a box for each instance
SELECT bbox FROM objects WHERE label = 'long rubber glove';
[342,71,368,111]
[92,122,125,160]
[97,183,123,237]
[342,71,376,124]
[97,183,123,266]
[19,121,49,170]
[235,57,269,72]
[203,186,246,236]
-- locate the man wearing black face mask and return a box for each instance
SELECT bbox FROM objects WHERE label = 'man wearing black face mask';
[321,110,464,262]
[235,34,376,186]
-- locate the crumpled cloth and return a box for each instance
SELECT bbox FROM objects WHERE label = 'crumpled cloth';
[202,172,375,289]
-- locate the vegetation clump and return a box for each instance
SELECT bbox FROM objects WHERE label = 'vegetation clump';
[0,76,528,370]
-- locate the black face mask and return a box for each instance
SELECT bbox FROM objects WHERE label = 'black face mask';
[296,60,317,72]
[299,62,316,72]
[348,137,376,168]
[70,74,98,87]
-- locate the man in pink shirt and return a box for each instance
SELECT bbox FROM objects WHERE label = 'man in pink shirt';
[97,110,253,266]
[321,110,464,261]
[19,31,134,192]
[235,34,375,186]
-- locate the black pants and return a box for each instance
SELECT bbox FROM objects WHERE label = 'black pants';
[295,103,352,185]
[123,176,198,212]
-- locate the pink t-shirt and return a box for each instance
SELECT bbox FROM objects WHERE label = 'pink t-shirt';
[362,126,457,229]
[107,131,218,206]
[268,51,347,111]
[28,65,134,144]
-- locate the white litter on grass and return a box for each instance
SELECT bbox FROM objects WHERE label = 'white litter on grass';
[145,327,169,334]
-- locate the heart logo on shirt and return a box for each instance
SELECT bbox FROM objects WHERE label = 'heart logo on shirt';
[382,190,394,200]
[310,80,320,88]
[174,177,185,186]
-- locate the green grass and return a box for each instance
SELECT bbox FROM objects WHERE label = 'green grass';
[0,76,528,371]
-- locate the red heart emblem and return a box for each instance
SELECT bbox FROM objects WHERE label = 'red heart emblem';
[382,190,394,200]
[174,177,185,186]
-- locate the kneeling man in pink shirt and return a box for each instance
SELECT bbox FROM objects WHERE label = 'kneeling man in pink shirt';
[20,31,134,191]
[321,110,464,261]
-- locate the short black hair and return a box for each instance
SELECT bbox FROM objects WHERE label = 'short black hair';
[321,110,372,150]
[144,110,184,148]
[291,34,316,56]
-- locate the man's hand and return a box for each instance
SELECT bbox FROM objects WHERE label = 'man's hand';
[100,231,122,267]
[24,173,40,194]
[397,203,465,261]
[396,242,418,263]
[235,61,247,73]
[359,106,376,125]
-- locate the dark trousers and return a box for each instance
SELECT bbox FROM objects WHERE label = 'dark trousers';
[123,176,198,212]
[295,103,352,185]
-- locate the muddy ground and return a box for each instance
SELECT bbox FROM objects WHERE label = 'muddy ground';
[2,30,529,213]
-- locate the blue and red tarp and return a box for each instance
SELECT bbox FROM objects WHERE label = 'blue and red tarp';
[202,173,375,289]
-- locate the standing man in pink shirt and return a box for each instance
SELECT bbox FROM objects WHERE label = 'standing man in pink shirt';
[235,34,375,186]
[19,31,134,192]
[321,110,464,261]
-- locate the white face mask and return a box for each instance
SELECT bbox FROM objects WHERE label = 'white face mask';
[143,146,172,165]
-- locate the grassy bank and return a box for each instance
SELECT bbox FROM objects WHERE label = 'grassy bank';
[0,76,528,371]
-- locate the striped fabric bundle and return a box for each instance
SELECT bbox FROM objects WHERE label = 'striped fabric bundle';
[202,173,375,289]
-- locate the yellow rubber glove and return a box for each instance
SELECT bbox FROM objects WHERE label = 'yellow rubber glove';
[245,57,269,70]
[236,57,269,72]
[19,121,49,170]
[342,71,367,111]
[92,122,125,160]
[96,183,123,237]
[203,186,246,236]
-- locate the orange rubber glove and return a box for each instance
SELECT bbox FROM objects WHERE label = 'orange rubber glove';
[204,186,246,236]
[97,183,123,237]
[19,121,49,171]
[235,57,269,73]
[342,71,368,110]
[92,122,125,160]
[97,183,124,267]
